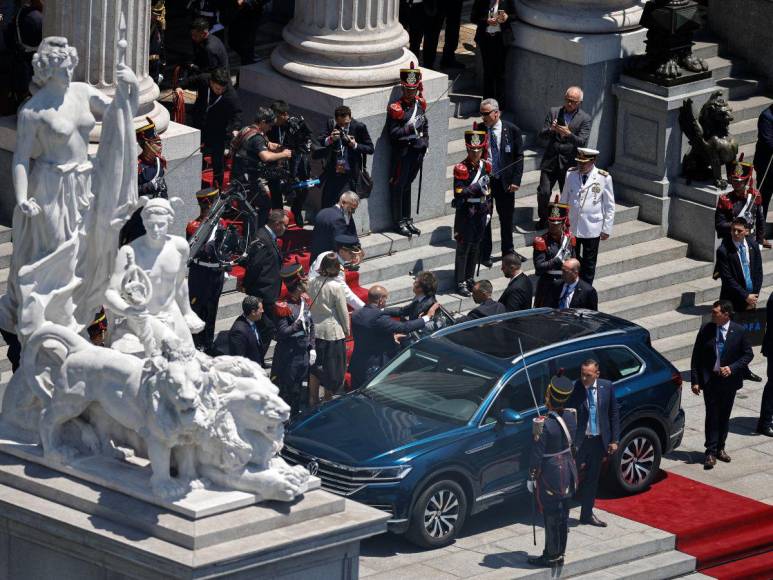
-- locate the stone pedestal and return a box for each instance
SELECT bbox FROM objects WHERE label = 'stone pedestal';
[670,180,729,261]
[238,62,449,234]
[271,0,414,87]
[610,75,717,229]
[0,452,388,579]
[508,1,647,168]
[44,0,170,140]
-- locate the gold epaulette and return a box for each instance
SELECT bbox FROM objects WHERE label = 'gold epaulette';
[597,169,609,176]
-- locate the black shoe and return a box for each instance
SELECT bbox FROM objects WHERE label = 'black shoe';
[395,220,412,237]
[704,454,716,469]
[744,368,763,382]
[579,514,607,527]
[465,278,475,291]
[440,57,466,69]
[481,258,494,268]
[406,219,421,236]
[527,555,563,567]
[756,424,773,437]
[456,282,471,297]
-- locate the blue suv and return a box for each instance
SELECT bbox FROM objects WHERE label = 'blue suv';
[282,309,686,548]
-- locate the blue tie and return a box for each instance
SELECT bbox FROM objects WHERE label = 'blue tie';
[489,128,500,174]
[739,244,753,292]
[587,387,599,436]
[716,327,725,363]
[560,284,573,309]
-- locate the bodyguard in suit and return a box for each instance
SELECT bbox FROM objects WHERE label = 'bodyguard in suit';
[527,375,578,568]
[310,192,360,261]
[754,103,773,225]
[560,148,615,285]
[566,359,620,527]
[242,210,288,311]
[759,293,773,437]
[349,286,440,389]
[498,253,533,311]
[229,296,268,367]
[690,300,754,468]
[471,0,516,104]
[545,258,598,310]
[478,98,525,266]
[384,270,438,321]
[313,106,374,209]
[536,87,592,228]
[459,279,507,321]
[716,217,763,313]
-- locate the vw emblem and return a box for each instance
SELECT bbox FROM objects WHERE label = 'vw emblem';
[307,460,319,476]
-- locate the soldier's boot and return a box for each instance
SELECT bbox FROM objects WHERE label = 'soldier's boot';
[406,218,421,236]
[395,219,412,237]
[543,511,564,564]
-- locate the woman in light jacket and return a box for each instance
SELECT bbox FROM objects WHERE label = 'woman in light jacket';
[308,253,351,406]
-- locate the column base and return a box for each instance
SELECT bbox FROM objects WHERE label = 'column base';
[238,60,449,234]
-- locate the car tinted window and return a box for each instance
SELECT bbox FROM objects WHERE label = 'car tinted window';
[364,348,498,424]
[554,346,642,382]
[484,361,551,424]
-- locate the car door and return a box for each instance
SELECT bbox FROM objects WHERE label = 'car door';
[465,360,551,502]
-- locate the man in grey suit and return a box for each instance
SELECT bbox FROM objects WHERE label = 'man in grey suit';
[536,86,592,229]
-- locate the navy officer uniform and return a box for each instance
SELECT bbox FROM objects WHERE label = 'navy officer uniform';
[533,201,576,307]
[528,375,578,568]
[387,63,429,237]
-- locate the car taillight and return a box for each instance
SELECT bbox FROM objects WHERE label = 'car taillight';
[671,371,683,389]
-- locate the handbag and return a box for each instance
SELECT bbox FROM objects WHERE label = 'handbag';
[355,153,373,198]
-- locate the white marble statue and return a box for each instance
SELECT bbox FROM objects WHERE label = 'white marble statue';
[105,197,205,355]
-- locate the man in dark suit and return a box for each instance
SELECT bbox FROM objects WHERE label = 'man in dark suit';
[478,98,525,267]
[544,258,598,310]
[310,192,360,261]
[313,106,374,209]
[691,300,754,468]
[460,279,507,321]
[536,87,592,228]
[228,296,268,366]
[189,67,242,188]
[242,210,288,311]
[498,254,533,312]
[716,217,763,313]
[754,104,773,232]
[566,359,620,527]
[188,17,229,78]
[350,286,440,388]
[471,1,516,103]
[384,271,438,321]
[760,293,773,437]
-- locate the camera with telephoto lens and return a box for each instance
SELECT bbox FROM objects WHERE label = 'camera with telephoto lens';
[284,115,314,153]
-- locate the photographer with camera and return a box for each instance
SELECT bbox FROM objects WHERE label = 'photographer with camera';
[314,105,374,209]
[231,106,292,227]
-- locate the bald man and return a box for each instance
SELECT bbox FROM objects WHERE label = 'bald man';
[349,286,440,388]
[544,258,598,310]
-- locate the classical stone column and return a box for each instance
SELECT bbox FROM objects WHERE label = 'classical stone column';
[271,0,415,87]
[43,0,169,140]
[517,0,646,33]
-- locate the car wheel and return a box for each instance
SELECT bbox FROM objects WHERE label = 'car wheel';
[406,479,468,549]
[613,427,662,494]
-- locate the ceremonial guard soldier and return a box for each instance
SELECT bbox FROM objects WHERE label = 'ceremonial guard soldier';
[715,157,767,247]
[453,129,493,296]
[560,147,614,285]
[387,63,429,237]
[533,201,576,307]
[527,375,578,568]
[186,187,227,351]
[120,118,168,246]
[272,275,315,416]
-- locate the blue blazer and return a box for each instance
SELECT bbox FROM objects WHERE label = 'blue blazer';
[566,378,620,448]
[310,205,358,261]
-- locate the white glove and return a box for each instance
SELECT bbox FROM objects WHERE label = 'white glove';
[527,478,536,494]
[486,214,491,226]
[309,349,317,366]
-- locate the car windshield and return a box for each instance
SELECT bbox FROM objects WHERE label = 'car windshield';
[362,346,499,424]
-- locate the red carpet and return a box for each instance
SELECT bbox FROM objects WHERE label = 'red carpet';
[596,471,773,574]
[701,550,773,580]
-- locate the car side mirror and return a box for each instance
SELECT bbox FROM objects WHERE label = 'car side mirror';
[498,408,523,425]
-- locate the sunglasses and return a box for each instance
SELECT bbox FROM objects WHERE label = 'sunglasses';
[480,109,497,116]
[565,98,580,104]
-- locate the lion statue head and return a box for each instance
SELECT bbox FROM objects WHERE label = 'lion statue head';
[699,91,734,138]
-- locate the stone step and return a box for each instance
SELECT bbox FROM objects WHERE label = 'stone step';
[693,40,720,61]
[0,243,12,271]
[447,116,539,149]
[0,226,11,246]
[652,332,698,363]
[442,168,544,205]
[717,76,766,101]
[569,549,696,580]
[446,138,544,176]
[0,345,9,374]
[373,235,689,308]
[727,94,773,123]
[729,117,760,147]
[707,55,750,81]
[449,92,482,118]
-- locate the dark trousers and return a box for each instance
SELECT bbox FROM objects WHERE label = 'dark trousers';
[703,384,737,454]
[189,267,225,351]
[755,160,773,226]
[576,435,604,520]
[442,0,463,62]
[478,31,506,103]
[537,167,569,223]
[481,179,513,261]
[576,237,600,285]
[542,500,570,561]
[390,149,424,224]
[455,240,481,283]
[229,13,259,65]
[204,143,226,189]
[762,358,773,428]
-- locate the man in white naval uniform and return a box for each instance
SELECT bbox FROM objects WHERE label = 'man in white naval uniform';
[560,148,614,285]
